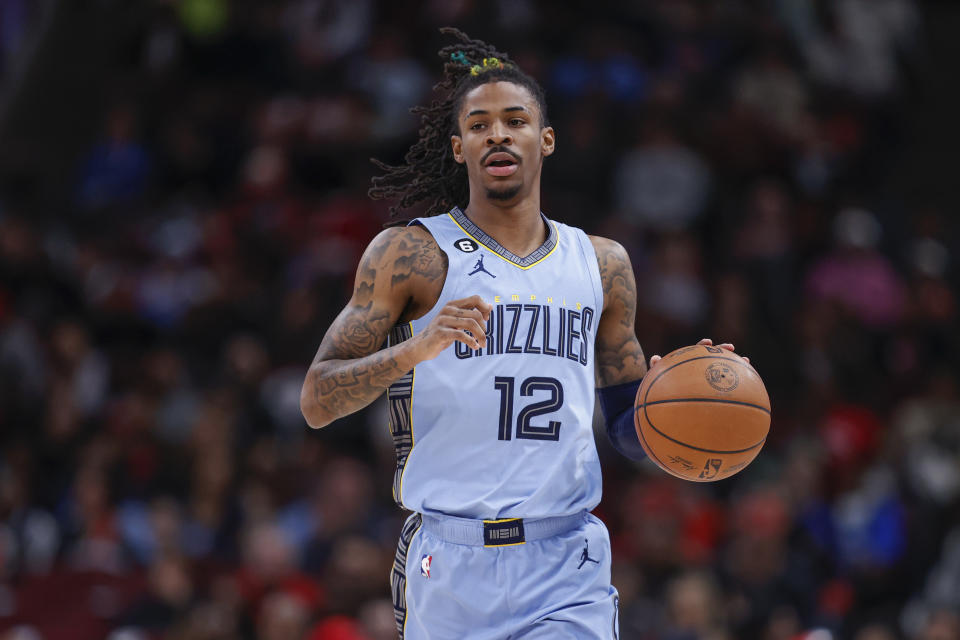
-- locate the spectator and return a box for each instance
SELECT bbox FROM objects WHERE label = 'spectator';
[76,104,152,211]
[613,120,712,232]
[805,208,908,330]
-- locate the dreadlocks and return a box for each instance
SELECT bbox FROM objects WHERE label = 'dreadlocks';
[368,28,548,221]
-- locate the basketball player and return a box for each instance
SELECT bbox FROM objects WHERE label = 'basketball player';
[300,29,737,639]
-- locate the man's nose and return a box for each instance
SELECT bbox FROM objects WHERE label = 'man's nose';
[486,122,512,145]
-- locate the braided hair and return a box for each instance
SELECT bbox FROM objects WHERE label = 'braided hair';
[369,28,548,222]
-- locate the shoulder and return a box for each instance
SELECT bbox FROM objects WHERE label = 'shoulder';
[588,235,631,277]
[545,220,617,262]
[364,223,439,259]
[361,224,446,277]
[588,235,627,259]
[360,224,447,321]
[588,235,635,312]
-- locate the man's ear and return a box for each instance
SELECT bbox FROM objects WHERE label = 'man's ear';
[451,135,465,163]
[541,127,555,157]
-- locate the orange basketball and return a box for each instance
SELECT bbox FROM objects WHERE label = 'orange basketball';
[634,344,771,482]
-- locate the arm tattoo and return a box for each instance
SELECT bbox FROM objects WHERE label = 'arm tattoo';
[390,231,447,290]
[593,237,647,386]
[303,227,445,425]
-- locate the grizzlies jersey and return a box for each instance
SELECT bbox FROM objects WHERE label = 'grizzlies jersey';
[386,207,604,519]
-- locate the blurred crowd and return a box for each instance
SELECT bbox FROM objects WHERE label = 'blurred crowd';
[1,1,959,639]
[0,0,43,101]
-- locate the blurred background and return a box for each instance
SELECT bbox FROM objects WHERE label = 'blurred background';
[0,0,958,639]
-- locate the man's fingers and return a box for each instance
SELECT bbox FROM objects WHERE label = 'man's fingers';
[441,310,486,334]
[447,306,484,322]
[699,338,735,352]
[439,317,487,347]
[449,295,489,309]
[449,295,493,320]
[650,355,662,367]
[448,328,481,349]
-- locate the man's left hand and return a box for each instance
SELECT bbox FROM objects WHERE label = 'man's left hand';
[648,338,750,368]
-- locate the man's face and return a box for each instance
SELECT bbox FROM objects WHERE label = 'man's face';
[451,81,555,204]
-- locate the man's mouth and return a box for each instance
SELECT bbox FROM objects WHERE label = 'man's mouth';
[483,151,520,177]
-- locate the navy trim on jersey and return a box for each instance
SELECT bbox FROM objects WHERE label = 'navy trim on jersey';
[391,513,423,638]
[387,323,415,507]
[449,207,558,268]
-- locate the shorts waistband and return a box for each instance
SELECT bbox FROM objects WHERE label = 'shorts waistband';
[419,511,587,547]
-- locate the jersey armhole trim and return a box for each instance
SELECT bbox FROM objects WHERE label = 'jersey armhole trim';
[576,229,605,314]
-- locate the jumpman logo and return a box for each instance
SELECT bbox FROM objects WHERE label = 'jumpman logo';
[578,539,599,569]
[467,254,496,278]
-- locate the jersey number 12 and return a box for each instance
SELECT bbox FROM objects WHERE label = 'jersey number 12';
[493,376,564,441]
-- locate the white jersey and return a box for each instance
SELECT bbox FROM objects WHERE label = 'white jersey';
[386,207,604,519]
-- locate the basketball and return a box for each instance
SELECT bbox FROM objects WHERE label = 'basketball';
[634,345,771,482]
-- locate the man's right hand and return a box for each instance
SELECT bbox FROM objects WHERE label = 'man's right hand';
[410,295,493,361]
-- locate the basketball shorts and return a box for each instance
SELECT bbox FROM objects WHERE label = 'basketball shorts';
[391,510,620,639]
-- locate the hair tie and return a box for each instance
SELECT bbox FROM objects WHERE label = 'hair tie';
[470,65,481,76]
[450,51,468,65]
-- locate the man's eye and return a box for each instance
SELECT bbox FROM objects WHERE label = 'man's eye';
[471,122,486,130]
[510,119,525,126]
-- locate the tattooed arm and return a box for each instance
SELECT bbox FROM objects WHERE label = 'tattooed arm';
[590,236,647,387]
[301,225,492,428]
[590,236,650,459]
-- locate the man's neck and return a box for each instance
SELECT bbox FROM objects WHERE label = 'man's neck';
[463,198,546,258]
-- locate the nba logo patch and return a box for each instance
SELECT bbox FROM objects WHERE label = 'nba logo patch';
[420,554,432,578]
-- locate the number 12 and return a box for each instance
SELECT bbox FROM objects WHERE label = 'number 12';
[493,376,564,441]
